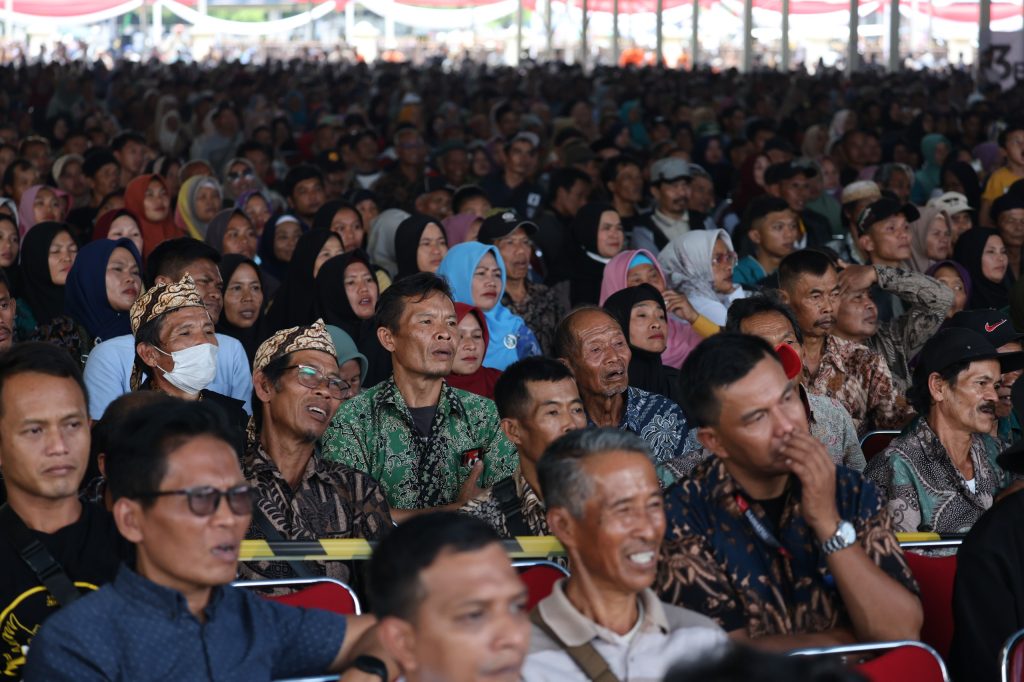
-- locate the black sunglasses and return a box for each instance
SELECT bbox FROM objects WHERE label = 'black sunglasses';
[136,484,254,517]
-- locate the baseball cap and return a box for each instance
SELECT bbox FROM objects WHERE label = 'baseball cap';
[991,190,1024,224]
[417,175,454,197]
[928,191,973,215]
[856,198,920,233]
[997,379,1024,473]
[914,327,1024,384]
[840,180,881,206]
[650,157,691,184]
[506,131,540,150]
[948,309,1024,350]
[82,149,119,177]
[763,160,818,186]
[477,209,538,243]
[562,140,596,166]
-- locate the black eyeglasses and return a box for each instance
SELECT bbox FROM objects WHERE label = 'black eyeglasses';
[136,484,254,517]
[285,364,351,399]
[227,170,254,181]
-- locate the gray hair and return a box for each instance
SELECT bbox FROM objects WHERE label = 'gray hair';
[537,428,652,517]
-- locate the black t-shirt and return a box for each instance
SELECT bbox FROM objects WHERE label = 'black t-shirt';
[409,405,438,439]
[0,501,129,680]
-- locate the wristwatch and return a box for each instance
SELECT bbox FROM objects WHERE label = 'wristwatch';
[821,520,857,555]
[352,655,388,680]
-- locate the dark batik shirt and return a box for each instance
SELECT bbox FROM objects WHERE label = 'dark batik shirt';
[656,458,918,638]
[587,387,692,469]
[459,468,549,538]
[240,440,393,583]
[23,565,346,681]
[501,280,568,356]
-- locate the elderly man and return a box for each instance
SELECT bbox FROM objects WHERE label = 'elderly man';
[659,334,922,649]
[84,238,252,419]
[24,400,393,680]
[832,261,953,393]
[239,320,392,583]
[461,357,586,537]
[778,249,911,437]
[370,512,531,682]
[522,428,725,680]
[864,328,1021,535]
[321,273,517,522]
[480,131,544,220]
[928,191,974,243]
[554,307,694,471]
[992,189,1024,279]
[631,157,693,254]
[0,344,129,680]
[129,274,247,437]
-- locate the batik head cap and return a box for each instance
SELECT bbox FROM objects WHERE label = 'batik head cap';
[130,274,206,336]
[253,318,337,375]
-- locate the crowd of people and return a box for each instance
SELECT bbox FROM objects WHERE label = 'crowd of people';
[2,55,1024,681]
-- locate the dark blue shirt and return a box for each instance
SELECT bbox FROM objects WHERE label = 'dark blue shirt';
[23,565,346,681]
[586,386,690,466]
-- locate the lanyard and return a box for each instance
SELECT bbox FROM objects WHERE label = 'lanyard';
[734,493,792,560]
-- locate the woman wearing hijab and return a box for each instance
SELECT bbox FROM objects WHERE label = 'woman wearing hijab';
[692,134,733,202]
[447,303,503,400]
[175,175,223,240]
[313,200,366,253]
[124,174,180,259]
[0,212,20,296]
[567,202,626,306]
[437,241,541,370]
[257,213,304,286]
[92,209,144,255]
[217,254,264,364]
[314,250,392,388]
[603,284,683,403]
[205,208,258,260]
[953,227,1012,310]
[237,189,273,238]
[393,213,449,281]
[912,133,952,204]
[368,208,410,277]
[908,206,953,273]
[326,324,369,399]
[261,229,343,337]
[926,259,971,320]
[598,249,708,368]
[15,221,78,338]
[64,237,142,346]
[221,157,263,203]
[659,229,749,326]
[442,212,483,248]
[17,184,68,237]
[941,159,983,216]
[731,153,771,217]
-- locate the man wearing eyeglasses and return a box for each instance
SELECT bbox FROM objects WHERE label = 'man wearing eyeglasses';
[24,399,396,681]
[239,320,393,583]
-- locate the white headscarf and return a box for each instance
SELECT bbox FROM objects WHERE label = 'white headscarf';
[658,229,737,305]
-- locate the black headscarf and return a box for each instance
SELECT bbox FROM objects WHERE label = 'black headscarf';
[568,202,616,306]
[21,221,73,326]
[314,249,392,387]
[217,254,264,364]
[261,229,340,338]
[257,212,305,282]
[953,227,1012,310]
[394,213,447,281]
[602,284,681,403]
[313,200,360,233]
[941,159,982,219]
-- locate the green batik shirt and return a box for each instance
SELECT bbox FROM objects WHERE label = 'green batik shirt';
[320,378,517,509]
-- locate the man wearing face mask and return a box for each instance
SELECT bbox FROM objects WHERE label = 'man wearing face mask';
[130,274,248,444]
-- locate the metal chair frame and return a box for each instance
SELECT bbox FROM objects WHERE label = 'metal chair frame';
[1000,627,1024,682]
[231,576,361,615]
[790,639,951,682]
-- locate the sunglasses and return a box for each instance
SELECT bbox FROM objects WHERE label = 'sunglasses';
[137,484,253,517]
[227,170,254,181]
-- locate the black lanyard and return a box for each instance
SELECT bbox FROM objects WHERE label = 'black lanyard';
[733,493,792,560]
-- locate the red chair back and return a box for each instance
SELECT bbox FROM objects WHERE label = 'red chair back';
[860,431,899,461]
[1003,629,1024,682]
[234,579,360,615]
[854,643,947,682]
[904,551,957,660]
[516,561,569,610]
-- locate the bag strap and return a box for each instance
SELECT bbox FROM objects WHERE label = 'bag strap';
[0,503,80,607]
[492,477,530,537]
[529,608,621,682]
[251,508,319,579]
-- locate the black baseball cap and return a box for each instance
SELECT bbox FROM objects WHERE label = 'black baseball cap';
[856,198,920,233]
[763,160,818,185]
[417,175,454,198]
[948,309,1024,350]
[997,379,1024,473]
[991,190,1024,224]
[477,209,538,243]
[82,148,119,177]
[914,327,1024,384]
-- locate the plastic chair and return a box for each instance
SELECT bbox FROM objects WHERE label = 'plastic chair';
[791,640,949,682]
[514,560,569,610]
[904,551,957,660]
[860,430,900,461]
[232,577,361,615]
[1000,628,1024,682]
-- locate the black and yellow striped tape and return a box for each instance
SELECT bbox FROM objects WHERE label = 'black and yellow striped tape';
[239,533,953,562]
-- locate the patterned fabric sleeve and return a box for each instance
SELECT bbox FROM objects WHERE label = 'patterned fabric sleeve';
[347,471,394,540]
[835,400,867,472]
[459,492,510,537]
[875,266,954,359]
[849,474,920,595]
[862,348,913,431]
[477,400,519,487]
[863,450,922,534]
[320,398,376,476]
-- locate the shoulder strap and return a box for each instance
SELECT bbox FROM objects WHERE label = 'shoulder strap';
[492,477,530,537]
[529,608,621,682]
[0,503,81,607]
[251,507,319,579]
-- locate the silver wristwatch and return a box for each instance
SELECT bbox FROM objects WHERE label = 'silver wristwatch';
[821,520,857,555]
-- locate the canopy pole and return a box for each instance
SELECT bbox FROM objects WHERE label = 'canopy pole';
[887,0,900,71]
[691,0,699,69]
[781,0,790,70]
[516,0,524,64]
[612,0,619,66]
[152,0,163,49]
[741,0,753,72]
[385,0,395,48]
[545,0,553,59]
[656,0,664,66]
[581,0,588,70]
[847,0,858,74]
[979,0,991,62]
[345,0,355,44]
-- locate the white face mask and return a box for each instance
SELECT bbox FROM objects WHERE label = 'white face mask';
[154,343,219,395]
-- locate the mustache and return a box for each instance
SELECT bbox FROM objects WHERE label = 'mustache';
[979,401,997,414]
[814,316,836,327]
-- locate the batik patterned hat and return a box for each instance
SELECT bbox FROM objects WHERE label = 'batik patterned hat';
[253,318,337,375]
[129,273,206,335]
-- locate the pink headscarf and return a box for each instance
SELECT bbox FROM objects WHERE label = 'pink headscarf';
[18,184,70,238]
[442,212,481,247]
[598,248,701,369]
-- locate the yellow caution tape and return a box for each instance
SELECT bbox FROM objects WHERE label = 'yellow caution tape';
[239,532,956,562]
